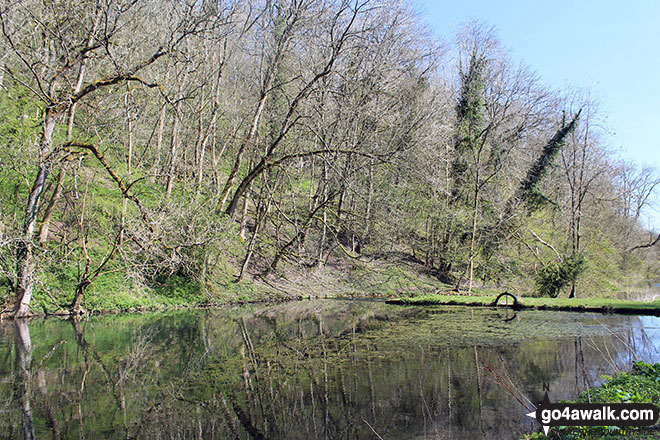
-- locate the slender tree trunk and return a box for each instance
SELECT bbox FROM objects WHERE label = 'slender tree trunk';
[216,89,270,213]
[153,71,170,177]
[166,110,180,197]
[195,105,207,197]
[37,166,66,245]
[238,190,250,240]
[318,161,328,266]
[238,157,253,239]
[14,111,59,318]
[166,73,187,198]
[37,39,92,245]
[155,103,166,174]
[194,96,205,172]
[196,66,223,198]
[568,115,587,299]
[237,221,260,282]
[121,87,134,245]
[364,157,374,237]
[467,175,480,294]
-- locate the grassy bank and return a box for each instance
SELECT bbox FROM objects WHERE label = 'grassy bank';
[0,254,445,317]
[2,246,658,317]
[522,362,660,439]
[0,273,296,317]
[387,293,660,316]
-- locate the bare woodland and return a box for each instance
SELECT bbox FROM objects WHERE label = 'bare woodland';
[0,0,658,318]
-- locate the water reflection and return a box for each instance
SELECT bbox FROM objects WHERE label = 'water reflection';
[0,300,658,439]
[13,321,34,440]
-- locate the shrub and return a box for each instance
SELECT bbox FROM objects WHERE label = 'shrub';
[535,254,586,297]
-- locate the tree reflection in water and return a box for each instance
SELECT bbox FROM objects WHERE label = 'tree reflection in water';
[1,300,658,439]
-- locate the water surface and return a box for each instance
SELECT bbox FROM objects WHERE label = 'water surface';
[1,299,659,439]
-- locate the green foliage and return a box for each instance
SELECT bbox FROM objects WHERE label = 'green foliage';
[452,48,487,202]
[579,231,622,295]
[456,50,486,134]
[536,254,587,297]
[522,362,660,440]
[632,361,660,377]
[0,86,42,148]
[581,362,660,405]
[517,111,581,211]
[150,273,204,302]
[0,86,42,228]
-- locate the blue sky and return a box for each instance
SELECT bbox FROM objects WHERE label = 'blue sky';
[416,0,660,229]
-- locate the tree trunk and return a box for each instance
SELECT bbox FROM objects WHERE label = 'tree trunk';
[153,71,170,177]
[238,177,251,239]
[216,89,270,213]
[166,73,187,198]
[37,166,66,245]
[467,169,480,294]
[225,156,267,218]
[364,157,374,237]
[196,67,223,198]
[37,45,92,246]
[71,279,90,313]
[121,87,134,244]
[318,161,328,266]
[14,112,59,318]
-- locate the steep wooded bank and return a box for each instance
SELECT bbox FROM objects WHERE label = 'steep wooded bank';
[0,0,658,317]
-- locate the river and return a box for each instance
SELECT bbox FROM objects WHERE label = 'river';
[1,299,659,439]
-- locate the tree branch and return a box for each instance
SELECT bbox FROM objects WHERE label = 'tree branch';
[628,233,660,252]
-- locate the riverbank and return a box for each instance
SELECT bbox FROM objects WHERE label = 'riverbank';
[2,254,659,318]
[0,280,304,319]
[0,256,440,318]
[387,293,660,316]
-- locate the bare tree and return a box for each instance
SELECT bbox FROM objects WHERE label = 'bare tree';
[1,0,219,317]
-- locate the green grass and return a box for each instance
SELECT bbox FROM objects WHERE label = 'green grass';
[389,293,660,315]
[25,274,286,315]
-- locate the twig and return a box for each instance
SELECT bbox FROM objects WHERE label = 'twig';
[362,418,384,440]
[479,358,533,411]
[528,228,563,262]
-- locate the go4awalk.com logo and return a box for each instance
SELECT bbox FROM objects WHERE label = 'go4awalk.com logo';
[526,391,659,436]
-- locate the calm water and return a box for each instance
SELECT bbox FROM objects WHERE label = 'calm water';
[1,299,659,439]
